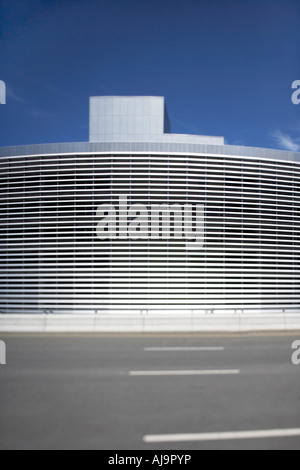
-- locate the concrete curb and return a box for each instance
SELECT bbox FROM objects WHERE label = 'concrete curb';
[0,314,300,333]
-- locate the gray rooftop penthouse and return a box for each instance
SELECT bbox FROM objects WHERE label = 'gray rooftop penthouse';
[0,95,299,163]
[89,95,223,145]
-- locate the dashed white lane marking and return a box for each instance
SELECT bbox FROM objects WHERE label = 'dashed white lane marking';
[144,347,224,351]
[143,428,300,443]
[129,369,240,376]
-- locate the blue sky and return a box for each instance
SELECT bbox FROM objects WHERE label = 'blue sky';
[0,0,299,150]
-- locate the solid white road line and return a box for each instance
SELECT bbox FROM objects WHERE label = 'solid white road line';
[144,347,224,351]
[143,428,300,443]
[129,369,240,376]
[144,428,300,443]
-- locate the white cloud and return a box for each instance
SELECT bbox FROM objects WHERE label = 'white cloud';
[271,129,300,152]
[5,86,54,120]
[6,86,27,104]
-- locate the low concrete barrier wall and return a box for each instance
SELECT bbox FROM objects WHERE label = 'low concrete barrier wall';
[0,314,300,333]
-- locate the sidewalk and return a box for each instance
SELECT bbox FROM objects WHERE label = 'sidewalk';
[1,313,300,333]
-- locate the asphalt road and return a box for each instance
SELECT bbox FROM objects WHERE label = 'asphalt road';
[0,332,300,450]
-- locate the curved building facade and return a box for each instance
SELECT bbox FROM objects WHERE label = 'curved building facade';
[0,96,299,314]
